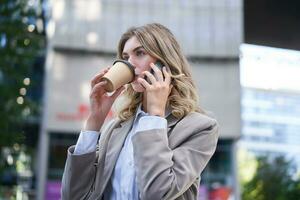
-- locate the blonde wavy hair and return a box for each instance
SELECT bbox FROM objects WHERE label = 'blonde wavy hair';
[114,23,203,121]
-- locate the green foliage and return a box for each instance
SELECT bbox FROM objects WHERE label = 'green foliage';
[0,0,45,146]
[242,155,300,200]
[0,1,45,197]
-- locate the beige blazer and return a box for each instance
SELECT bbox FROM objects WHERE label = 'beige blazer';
[61,111,219,200]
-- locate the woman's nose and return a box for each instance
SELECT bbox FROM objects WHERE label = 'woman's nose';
[128,58,140,75]
[127,57,134,66]
[128,57,137,69]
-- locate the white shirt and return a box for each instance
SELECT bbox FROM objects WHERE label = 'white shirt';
[74,105,168,200]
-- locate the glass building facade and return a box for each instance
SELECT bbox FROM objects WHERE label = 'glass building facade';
[240,44,300,172]
[241,88,300,169]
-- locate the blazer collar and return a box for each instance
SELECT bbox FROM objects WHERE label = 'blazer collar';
[120,108,178,128]
[99,116,134,195]
[100,107,181,194]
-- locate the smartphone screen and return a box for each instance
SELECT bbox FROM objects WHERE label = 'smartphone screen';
[150,60,163,75]
[154,60,163,70]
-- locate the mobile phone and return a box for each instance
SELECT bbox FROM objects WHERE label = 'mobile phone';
[150,60,163,75]
[154,60,163,71]
[147,60,164,83]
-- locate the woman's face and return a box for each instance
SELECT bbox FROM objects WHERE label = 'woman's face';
[122,36,156,92]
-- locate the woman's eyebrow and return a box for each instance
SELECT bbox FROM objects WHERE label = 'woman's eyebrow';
[123,46,144,55]
[133,46,144,52]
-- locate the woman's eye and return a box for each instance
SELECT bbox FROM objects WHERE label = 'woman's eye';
[123,56,129,61]
[136,50,145,56]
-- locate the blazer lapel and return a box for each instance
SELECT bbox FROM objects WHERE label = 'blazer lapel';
[166,113,182,136]
[96,111,180,198]
[99,116,135,194]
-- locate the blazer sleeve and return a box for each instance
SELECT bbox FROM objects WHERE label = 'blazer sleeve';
[61,146,98,200]
[132,113,219,200]
[61,118,118,200]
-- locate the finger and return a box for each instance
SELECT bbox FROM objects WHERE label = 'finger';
[91,68,109,86]
[169,84,173,95]
[137,77,151,89]
[162,67,171,84]
[91,72,107,88]
[91,80,107,97]
[94,67,110,80]
[143,71,157,84]
[165,65,171,73]
[91,66,111,88]
[150,63,164,82]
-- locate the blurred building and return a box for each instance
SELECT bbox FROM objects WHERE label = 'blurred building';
[241,88,300,166]
[239,44,300,173]
[38,0,243,199]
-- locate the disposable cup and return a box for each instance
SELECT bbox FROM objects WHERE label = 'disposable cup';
[101,60,135,92]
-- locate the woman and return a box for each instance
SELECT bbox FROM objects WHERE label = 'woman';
[62,23,219,200]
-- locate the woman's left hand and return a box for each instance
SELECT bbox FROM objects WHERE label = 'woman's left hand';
[137,63,172,117]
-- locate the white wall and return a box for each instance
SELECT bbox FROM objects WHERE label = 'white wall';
[191,61,241,138]
[45,0,243,137]
[50,0,243,57]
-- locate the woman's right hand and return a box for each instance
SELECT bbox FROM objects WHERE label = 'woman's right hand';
[85,66,125,131]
